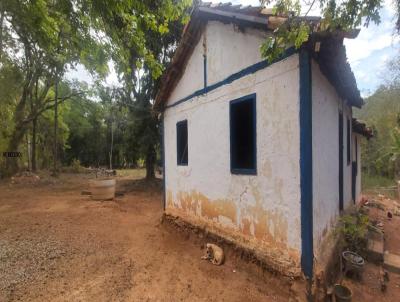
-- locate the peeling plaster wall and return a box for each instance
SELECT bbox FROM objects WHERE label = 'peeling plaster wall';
[206,21,268,86]
[311,60,354,261]
[164,53,302,275]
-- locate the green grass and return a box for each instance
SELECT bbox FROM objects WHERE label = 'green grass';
[362,173,396,189]
[115,168,146,179]
[362,173,397,198]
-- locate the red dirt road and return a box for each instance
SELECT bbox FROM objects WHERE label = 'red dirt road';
[0,172,292,301]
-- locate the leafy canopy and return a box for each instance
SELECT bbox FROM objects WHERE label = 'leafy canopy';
[261,0,383,62]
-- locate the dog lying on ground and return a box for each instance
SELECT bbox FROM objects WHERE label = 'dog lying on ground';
[201,243,224,266]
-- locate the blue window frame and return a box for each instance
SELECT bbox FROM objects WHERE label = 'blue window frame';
[229,94,257,175]
[347,118,351,165]
[176,120,188,165]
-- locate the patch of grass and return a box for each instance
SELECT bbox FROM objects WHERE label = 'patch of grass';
[362,173,396,190]
[115,168,146,179]
[362,173,397,199]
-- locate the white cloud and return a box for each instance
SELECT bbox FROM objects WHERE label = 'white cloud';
[344,5,399,64]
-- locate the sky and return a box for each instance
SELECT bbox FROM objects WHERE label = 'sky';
[66,0,400,97]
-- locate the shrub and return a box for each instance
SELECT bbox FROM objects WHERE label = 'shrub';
[70,159,84,173]
[337,212,369,254]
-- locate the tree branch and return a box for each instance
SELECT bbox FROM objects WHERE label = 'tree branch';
[22,91,85,125]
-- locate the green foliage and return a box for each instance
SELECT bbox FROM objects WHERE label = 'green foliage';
[0,0,191,177]
[82,0,191,81]
[362,174,396,190]
[70,159,84,173]
[337,212,369,253]
[260,0,383,61]
[355,84,400,180]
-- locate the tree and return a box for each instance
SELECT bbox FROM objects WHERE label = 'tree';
[261,0,383,61]
[85,0,191,179]
[0,0,107,176]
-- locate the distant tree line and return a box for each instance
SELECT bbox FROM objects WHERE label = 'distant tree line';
[0,0,191,178]
[355,55,400,180]
[1,0,399,179]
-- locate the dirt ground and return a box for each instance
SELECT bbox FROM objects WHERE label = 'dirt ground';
[2,171,400,301]
[344,195,400,301]
[0,171,293,302]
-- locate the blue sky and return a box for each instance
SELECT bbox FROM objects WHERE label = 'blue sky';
[67,0,400,97]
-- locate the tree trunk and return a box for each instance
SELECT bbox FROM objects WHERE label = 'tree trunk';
[0,5,4,61]
[53,79,58,176]
[26,133,31,171]
[31,117,37,171]
[5,126,27,176]
[30,80,37,172]
[4,80,31,176]
[145,144,156,180]
[109,121,113,170]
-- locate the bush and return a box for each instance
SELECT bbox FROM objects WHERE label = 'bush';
[337,212,369,254]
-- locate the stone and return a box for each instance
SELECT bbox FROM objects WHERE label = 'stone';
[366,239,384,263]
[384,253,400,274]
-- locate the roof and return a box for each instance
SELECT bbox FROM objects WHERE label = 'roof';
[352,118,373,139]
[154,2,363,111]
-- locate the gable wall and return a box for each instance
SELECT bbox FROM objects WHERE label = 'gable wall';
[206,21,269,86]
[164,53,302,276]
[168,34,205,103]
[167,21,269,106]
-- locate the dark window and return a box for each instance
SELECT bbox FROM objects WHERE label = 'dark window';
[347,118,351,165]
[230,94,257,174]
[176,120,188,165]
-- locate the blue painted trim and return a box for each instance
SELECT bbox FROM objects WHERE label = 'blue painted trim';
[229,93,257,175]
[299,48,313,279]
[165,47,297,110]
[347,118,351,166]
[339,111,344,211]
[203,54,207,89]
[161,113,166,211]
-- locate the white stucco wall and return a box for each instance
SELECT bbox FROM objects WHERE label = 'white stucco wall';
[164,53,302,275]
[206,22,268,86]
[311,60,354,259]
[167,22,269,104]
[353,133,362,202]
[163,20,359,275]
[168,33,205,103]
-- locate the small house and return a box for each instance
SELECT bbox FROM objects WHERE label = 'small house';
[155,3,372,278]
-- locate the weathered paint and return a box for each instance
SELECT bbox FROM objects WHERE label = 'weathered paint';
[164,24,302,273]
[162,113,166,210]
[311,59,354,263]
[206,21,269,86]
[163,20,361,277]
[299,48,313,279]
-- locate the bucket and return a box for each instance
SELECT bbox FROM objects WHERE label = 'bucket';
[89,179,116,200]
[333,284,352,302]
